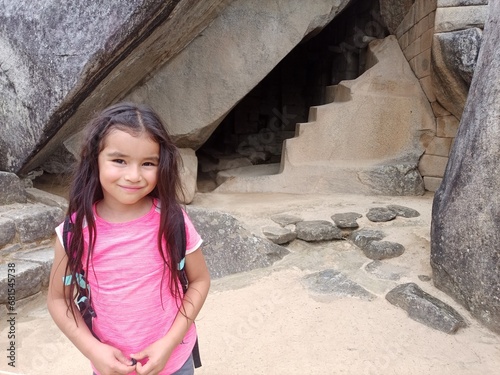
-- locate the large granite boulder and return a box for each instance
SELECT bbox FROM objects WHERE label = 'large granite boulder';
[431,28,483,119]
[431,1,500,334]
[125,0,352,149]
[1,0,353,176]
[0,0,229,174]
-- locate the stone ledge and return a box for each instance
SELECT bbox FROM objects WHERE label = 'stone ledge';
[435,5,489,33]
[419,154,449,177]
[437,0,488,7]
[424,176,443,191]
[0,260,47,304]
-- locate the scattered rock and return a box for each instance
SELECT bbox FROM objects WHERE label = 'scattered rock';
[387,204,420,218]
[418,275,432,282]
[331,212,362,229]
[362,240,405,260]
[386,283,467,334]
[261,226,297,245]
[295,220,343,242]
[366,207,397,222]
[270,214,303,227]
[302,269,376,301]
[350,229,386,249]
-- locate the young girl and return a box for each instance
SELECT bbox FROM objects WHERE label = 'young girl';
[47,102,210,375]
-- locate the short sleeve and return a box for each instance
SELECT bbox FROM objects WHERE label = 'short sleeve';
[182,210,203,254]
[55,221,64,246]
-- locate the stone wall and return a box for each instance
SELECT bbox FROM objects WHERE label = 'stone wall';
[394,0,489,192]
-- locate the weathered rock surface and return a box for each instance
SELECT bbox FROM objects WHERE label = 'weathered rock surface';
[0,0,230,174]
[431,0,500,334]
[0,258,48,303]
[22,0,353,176]
[178,148,198,204]
[0,172,27,204]
[350,229,386,249]
[366,207,397,222]
[386,283,467,334]
[261,226,297,245]
[437,0,488,6]
[126,0,351,150]
[434,5,489,33]
[387,204,420,218]
[379,0,415,35]
[302,269,376,301]
[362,240,405,260]
[1,204,64,244]
[295,220,343,242]
[357,162,425,196]
[331,212,362,229]
[431,28,482,119]
[186,206,289,279]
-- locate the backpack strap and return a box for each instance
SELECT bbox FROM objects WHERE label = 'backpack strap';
[61,216,97,336]
[62,215,72,252]
[178,212,188,294]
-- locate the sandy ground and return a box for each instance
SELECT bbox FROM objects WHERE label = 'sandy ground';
[1,192,500,375]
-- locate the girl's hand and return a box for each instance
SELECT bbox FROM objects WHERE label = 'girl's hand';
[130,336,175,375]
[90,342,137,375]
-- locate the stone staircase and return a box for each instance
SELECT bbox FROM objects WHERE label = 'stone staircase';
[214,36,436,195]
[0,172,67,306]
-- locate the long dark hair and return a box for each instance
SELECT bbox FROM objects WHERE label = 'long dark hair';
[63,102,185,322]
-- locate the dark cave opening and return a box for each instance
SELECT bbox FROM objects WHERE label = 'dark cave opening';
[196,0,388,192]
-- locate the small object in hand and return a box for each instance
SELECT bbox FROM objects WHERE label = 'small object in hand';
[131,358,137,366]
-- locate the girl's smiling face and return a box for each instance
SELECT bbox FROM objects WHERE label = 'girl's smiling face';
[97,128,160,218]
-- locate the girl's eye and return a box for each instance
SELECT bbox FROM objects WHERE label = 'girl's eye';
[112,159,125,164]
[143,162,157,167]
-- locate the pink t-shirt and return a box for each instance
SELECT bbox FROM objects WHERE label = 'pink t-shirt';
[56,200,203,374]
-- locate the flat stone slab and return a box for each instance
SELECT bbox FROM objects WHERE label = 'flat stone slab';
[2,204,64,243]
[25,187,69,211]
[362,240,405,260]
[295,220,343,241]
[331,212,362,229]
[387,204,420,218]
[270,214,303,227]
[13,247,54,287]
[366,207,397,222]
[0,261,45,304]
[386,283,467,334]
[350,229,386,249]
[261,226,297,245]
[302,269,376,301]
